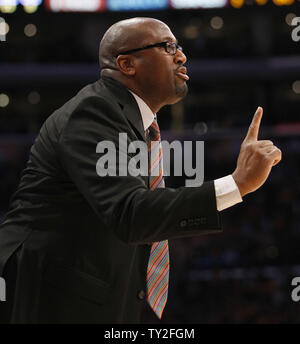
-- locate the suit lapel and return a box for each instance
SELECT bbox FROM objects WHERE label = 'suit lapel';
[101,77,146,142]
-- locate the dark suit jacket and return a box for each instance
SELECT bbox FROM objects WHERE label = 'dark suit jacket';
[0,77,221,323]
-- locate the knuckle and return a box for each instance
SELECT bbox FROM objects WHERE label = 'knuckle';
[258,140,273,147]
[245,142,253,149]
[250,143,258,152]
[273,146,281,154]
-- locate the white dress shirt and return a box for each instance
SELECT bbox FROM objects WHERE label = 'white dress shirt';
[129,90,243,212]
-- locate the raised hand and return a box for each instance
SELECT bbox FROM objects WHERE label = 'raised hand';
[232,107,282,197]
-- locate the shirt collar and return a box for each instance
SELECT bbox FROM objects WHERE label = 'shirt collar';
[129,90,155,131]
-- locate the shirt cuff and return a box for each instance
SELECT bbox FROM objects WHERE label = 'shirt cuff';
[214,175,243,212]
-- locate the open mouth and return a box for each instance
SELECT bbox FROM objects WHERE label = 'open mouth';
[175,67,189,81]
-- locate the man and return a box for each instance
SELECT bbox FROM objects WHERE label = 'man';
[0,17,281,323]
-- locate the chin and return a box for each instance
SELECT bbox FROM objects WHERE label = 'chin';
[175,83,188,99]
[164,82,188,106]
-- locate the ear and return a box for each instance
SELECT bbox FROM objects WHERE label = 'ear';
[115,55,136,76]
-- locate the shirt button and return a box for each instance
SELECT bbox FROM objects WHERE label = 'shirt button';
[137,290,146,300]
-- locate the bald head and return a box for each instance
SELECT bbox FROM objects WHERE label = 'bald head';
[98,17,188,113]
[99,17,169,71]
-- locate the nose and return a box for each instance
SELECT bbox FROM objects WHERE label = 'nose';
[174,48,187,65]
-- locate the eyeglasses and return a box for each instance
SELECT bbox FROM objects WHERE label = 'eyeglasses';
[115,41,182,57]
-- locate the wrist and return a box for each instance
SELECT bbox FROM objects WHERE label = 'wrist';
[232,171,247,198]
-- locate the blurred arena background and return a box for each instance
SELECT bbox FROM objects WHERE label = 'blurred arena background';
[0,0,300,323]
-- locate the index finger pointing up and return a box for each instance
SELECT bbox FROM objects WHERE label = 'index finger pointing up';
[244,106,263,142]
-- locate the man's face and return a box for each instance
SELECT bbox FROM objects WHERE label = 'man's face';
[133,22,188,107]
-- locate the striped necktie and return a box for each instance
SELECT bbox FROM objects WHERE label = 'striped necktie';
[146,117,170,320]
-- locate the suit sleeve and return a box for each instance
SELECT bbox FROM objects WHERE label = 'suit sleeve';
[58,96,221,244]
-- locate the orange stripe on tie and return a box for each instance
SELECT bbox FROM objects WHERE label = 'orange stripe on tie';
[146,117,169,320]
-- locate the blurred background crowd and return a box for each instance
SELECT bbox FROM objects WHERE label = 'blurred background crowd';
[0,0,300,323]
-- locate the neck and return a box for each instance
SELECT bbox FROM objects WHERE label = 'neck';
[127,87,161,114]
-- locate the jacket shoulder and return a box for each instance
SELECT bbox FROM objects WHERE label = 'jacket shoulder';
[44,80,124,140]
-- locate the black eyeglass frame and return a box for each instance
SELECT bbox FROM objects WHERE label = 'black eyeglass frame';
[115,41,182,57]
